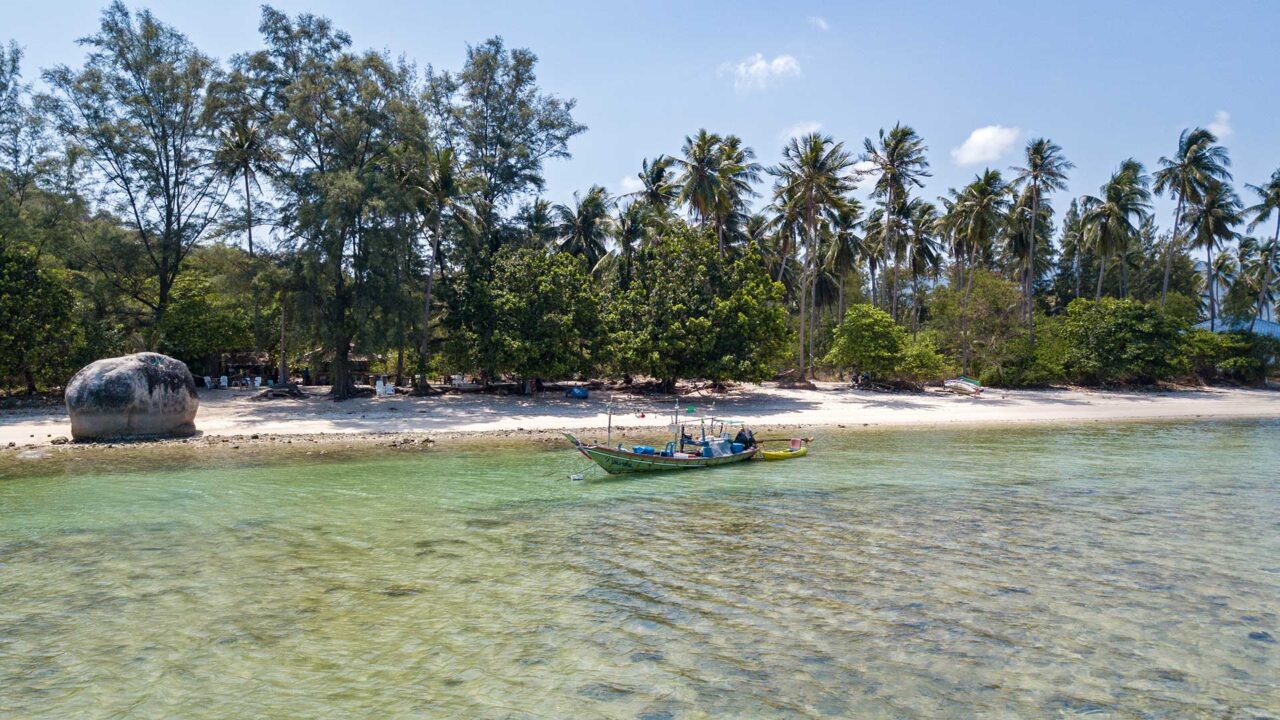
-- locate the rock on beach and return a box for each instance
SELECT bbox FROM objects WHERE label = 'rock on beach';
[65,353,199,441]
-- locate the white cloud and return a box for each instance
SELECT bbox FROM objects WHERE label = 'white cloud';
[807,16,829,31]
[851,159,878,190]
[718,53,801,92]
[1208,110,1232,139]
[950,125,1022,165]
[780,121,822,142]
[617,174,644,195]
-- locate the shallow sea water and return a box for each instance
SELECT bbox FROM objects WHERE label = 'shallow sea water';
[1,419,1278,718]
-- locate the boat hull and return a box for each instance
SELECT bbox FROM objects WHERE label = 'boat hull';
[761,446,807,461]
[566,434,758,474]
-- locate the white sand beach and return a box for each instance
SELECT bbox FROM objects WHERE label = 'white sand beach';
[2,383,1278,447]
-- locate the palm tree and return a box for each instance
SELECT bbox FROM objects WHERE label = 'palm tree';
[942,170,1010,373]
[711,135,762,254]
[554,185,613,269]
[1082,159,1151,300]
[946,170,1010,295]
[1241,237,1279,325]
[1185,180,1243,329]
[515,198,557,249]
[413,146,462,392]
[861,123,931,320]
[629,155,680,213]
[1209,250,1239,322]
[769,132,856,376]
[905,198,941,337]
[1153,128,1232,306]
[823,198,864,326]
[676,129,723,232]
[1011,138,1072,343]
[1245,169,1280,329]
[612,200,647,289]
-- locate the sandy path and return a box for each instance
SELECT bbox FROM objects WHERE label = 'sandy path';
[2,383,1278,446]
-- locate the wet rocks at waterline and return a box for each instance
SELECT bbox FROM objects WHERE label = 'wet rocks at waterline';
[65,353,199,441]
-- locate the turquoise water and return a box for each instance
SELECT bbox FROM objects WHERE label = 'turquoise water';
[1,420,1278,718]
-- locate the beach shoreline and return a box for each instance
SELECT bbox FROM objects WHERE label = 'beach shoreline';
[2,382,1278,455]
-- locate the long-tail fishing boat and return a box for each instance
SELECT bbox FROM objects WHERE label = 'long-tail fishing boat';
[565,403,758,474]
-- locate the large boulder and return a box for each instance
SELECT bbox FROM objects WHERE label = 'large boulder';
[65,353,199,441]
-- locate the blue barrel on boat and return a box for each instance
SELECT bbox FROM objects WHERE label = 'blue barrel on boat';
[732,442,745,453]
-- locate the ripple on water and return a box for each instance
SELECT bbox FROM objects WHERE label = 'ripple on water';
[0,419,1278,718]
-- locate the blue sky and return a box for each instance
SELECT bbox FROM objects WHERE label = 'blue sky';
[8,0,1280,231]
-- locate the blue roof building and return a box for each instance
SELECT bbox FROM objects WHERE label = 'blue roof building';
[1192,318,1280,339]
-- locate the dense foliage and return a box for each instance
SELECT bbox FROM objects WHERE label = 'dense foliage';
[607,227,790,390]
[1,4,1277,396]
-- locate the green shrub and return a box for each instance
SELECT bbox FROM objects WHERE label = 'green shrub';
[825,304,903,381]
[1181,329,1280,385]
[896,335,956,385]
[990,315,1067,387]
[1061,298,1185,384]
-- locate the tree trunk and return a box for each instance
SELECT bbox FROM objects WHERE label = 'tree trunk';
[1095,254,1106,302]
[797,269,807,377]
[960,248,977,375]
[24,368,37,395]
[277,291,288,385]
[416,214,443,394]
[837,273,846,324]
[884,183,895,316]
[809,266,818,377]
[1074,249,1082,300]
[1207,244,1217,331]
[1161,195,1184,306]
[1254,218,1279,332]
[868,260,878,309]
[912,274,921,339]
[1028,183,1038,346]
[243,165,254,258]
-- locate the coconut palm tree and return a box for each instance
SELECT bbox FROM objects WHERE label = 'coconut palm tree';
[940,170,1010,372]
[1153,128,1232,306]
[611,200,647,288]
[1185,180,1243,329]
[412,146,463,392]
[1082,159,1151,300]
[946,170,1010,295]
[905,198,941,337]
[768,132,856,376]
[1245,169,1280,329]
[861,123,931,319]
[1241,237,1279,324]
[1011,138,1072,342]
[554,185,613,269]
[515,198,557,249]
[712,135,762,254]
[629,155,680,212]
[676,129,723,231]
[823,198,864,325]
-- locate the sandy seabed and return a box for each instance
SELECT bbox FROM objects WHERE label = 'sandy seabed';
[2,382,1278,455]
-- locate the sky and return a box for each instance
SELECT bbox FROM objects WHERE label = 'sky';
[7,0,1280,232]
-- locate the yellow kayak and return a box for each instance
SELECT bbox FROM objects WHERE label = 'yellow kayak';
[761,446,808,461]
